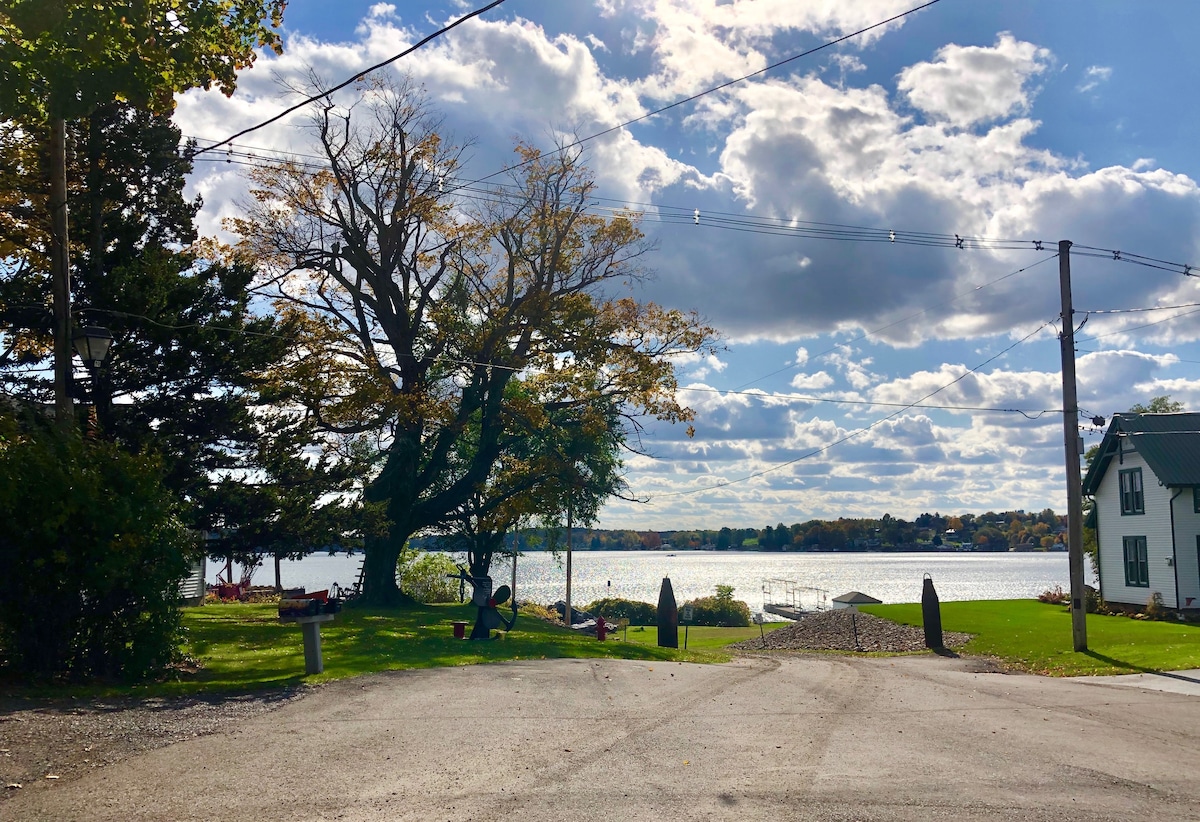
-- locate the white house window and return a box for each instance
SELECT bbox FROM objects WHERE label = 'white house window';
[1119,468,1144,515]
[1123,536,1149,587]
[1193,487,1200,513]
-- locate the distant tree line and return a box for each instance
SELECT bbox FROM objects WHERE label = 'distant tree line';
[510,509,1069,554]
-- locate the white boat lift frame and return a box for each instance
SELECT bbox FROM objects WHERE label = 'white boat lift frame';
[762,578,829,620]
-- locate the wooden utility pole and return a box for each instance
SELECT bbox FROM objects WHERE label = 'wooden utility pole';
[50,117,73,424]
[564,500,573,628]
[1058,240,1088,651]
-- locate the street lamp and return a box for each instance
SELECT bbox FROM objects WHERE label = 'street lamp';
[72,325,112,435]
[72,325,113,370]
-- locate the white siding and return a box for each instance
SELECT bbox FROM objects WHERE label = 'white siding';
[1172,490,1200,610]
[1094,450,1178,608]
[179,557,206,607]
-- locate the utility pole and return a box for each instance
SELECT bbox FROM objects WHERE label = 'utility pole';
[564,499,573,629]
[50,116,73,424]
[1058,240,1088,651]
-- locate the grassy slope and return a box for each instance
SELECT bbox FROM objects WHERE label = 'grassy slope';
[155,602,725,696]
[8,599,1197,699]
[861,599,1200,676]
[619,622,786,651]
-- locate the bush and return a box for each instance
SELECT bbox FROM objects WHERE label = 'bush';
[684,584,752,627]
[584,597,657,624]
[0,420,194,682]
[518,601,558,623]
[1145,591,1166,620]
[397,550,460,603]
[1038,585,1069,604]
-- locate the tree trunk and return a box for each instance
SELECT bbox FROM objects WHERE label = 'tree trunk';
[358,532,410,606]
[358,436,421,607]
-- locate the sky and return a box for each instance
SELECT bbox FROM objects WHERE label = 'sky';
[173,0,1200,531]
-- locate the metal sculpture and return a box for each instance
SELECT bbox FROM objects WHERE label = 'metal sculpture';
[448,566,518,640]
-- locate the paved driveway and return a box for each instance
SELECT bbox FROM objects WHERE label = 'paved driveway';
[8,654,1200,821]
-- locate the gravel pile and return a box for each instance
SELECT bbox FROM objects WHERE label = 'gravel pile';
[728,609,972,653]
[1,689,303,799]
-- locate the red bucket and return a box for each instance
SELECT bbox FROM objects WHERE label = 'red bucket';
[452,621,468,639]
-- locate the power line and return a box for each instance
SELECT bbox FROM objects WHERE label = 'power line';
[188,0,510,159]
[1071,246,1197,278]
[1079,301,1200,314]
[446,0,945,192]
[190,137,1047,251]
[0,299,1064,419]
[729,254,1059,391]
[1077,305,1200,342]
[192,142,1050,251]
[645,319,1056,500]
[675,383,1060,418]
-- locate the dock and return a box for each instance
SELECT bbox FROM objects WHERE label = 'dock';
[762,578,829,621]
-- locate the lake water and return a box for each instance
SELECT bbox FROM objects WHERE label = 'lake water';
[207,550,1090,617]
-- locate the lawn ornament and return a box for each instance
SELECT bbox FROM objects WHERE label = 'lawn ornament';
[448,566,518,640]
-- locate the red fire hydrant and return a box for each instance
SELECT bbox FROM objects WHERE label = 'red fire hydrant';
[596,615,608,641]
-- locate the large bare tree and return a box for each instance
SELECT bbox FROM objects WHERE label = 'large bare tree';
[233,76,716,605]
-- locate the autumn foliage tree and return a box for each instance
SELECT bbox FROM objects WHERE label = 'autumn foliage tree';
[232,77,717,604]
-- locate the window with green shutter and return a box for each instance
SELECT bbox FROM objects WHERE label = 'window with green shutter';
[1119,468,1144,515]
[1123,536,1148,587]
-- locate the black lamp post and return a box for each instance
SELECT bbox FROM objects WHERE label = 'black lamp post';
[72,325,112,434]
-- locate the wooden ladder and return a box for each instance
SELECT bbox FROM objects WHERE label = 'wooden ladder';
[352,555,366,596]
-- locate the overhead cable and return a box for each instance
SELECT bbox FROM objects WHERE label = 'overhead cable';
[644,319,1057,500]
[188,0,510,159]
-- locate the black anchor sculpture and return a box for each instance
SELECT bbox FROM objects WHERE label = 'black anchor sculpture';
[448,566,518,640]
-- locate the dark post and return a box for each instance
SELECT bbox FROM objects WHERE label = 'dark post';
[921,573,944,650]
[657,576,678,648]
[1058,239,1088,652]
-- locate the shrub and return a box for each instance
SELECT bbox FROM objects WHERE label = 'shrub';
[397,550,460,603]
[1038,585,1069,605]
[583,597,657,624]
[518,601,558,623]
[1145,591,1166,620]
[684,584,752,627]
[0,420,194,682]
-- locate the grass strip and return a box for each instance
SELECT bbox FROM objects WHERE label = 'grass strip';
[860,599,1200,676]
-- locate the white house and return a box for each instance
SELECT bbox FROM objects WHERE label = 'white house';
[1082,413,1200,611]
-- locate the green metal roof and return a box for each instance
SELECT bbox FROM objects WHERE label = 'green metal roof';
[1082,412,1200,495]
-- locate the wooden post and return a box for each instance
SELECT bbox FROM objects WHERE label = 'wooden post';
[1058,240,1088,652]
[564,501,573,627]
[50,117,73,424]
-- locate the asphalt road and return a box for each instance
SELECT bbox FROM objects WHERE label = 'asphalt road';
[7,654,1200,821]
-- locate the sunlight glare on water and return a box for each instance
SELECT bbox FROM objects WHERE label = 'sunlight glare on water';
[209,550,1088,616]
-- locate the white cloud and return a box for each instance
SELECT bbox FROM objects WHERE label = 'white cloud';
[1077,65,1112,93]
[790,371,835,390]
[599,0,919,100]
[897,34,1052,128]
[167,5,1200,530]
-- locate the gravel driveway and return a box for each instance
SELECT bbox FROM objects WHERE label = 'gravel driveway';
[6,652,1200,821]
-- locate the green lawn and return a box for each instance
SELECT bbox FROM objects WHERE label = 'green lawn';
[8,599,1197,699]
[619,622,786,651]
[861,599,1200,676]
[141,602,720,697]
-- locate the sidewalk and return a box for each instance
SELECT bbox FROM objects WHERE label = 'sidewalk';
[1069,668,1200,696]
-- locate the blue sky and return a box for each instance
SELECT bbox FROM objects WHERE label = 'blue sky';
[175,0,1200,530]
